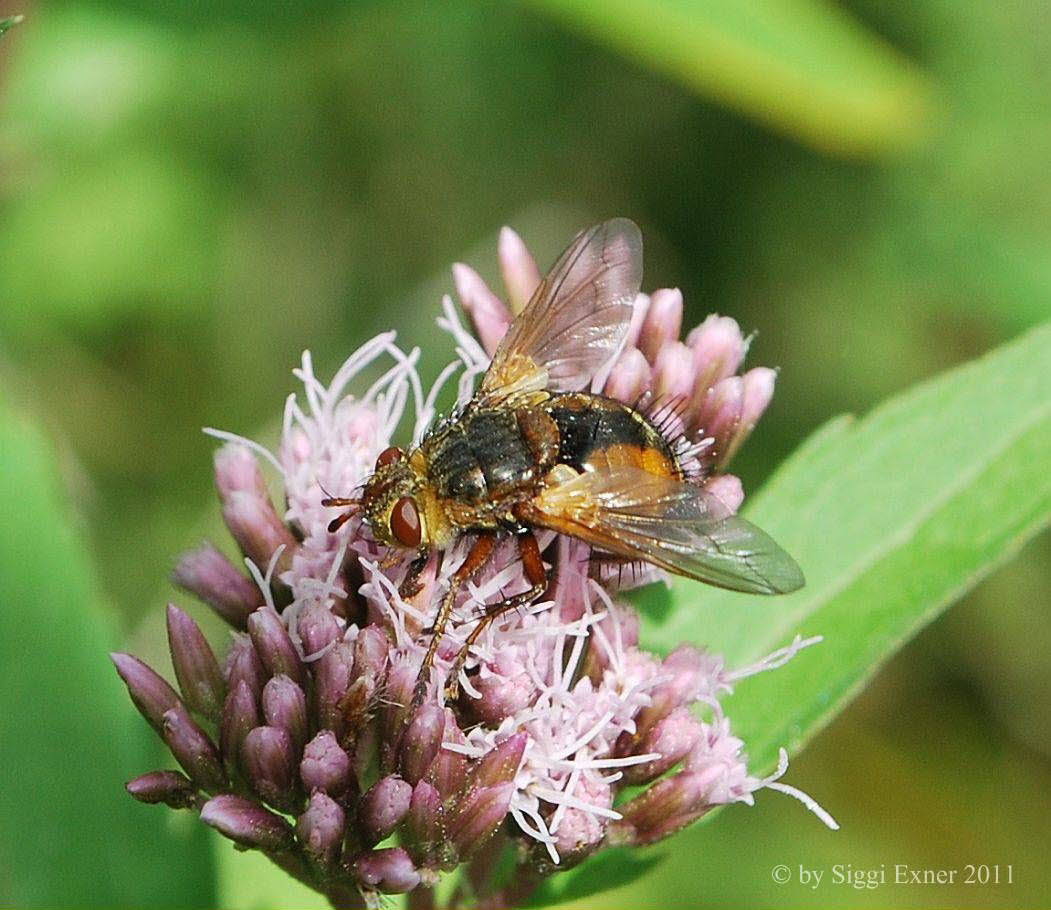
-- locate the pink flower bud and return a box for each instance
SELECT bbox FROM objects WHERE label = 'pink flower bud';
[360,775,413,845]
[300,730,352,797]
[297,791,345,868]
[224,633,267,700]
[403,780,444,865]
[638,288,683,362]
[687,313,746,393]
[125,770,196,809]
[354,847,421,894]
[450,782,514,858]
[703,473,744,514]
[161,705,226,793]
[214,444,297,578]
[498,226,542,313]
[467,733,526,790]
[167,603,225,721]
[452,262,510,356]
[220,680,259,777]
[262,674,308,749]
[172,543,260,629]
[400,703,445,785]
[201,794,294,852]
[652,340,694,405]
[242,725,298,812]
[603,347,652,406]
[111,652,182,734]
[247,606,304,686]
[622,706,702,784]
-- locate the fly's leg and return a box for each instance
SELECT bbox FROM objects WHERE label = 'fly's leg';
[443,530,548,702]
[411,533,496,712]
[398,549,433,600]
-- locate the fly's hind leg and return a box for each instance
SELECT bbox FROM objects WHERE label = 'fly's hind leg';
[411,533,496,713]
[444,530,548,702]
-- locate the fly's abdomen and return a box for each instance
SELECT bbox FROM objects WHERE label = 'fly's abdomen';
[547,393,679,478]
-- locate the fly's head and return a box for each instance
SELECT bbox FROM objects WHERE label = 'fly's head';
[360,446,430,550]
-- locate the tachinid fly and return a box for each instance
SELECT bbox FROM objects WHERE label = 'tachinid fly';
[324,219,804,705]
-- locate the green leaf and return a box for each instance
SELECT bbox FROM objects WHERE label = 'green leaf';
[643,322,1051,770]
[0,399,216,908]
[525,0,933,156]
[524,848,665,908]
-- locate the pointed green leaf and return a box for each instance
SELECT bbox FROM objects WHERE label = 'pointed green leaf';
[526,0,933,156]
[642,322,1050,770]
[0,399,216,908]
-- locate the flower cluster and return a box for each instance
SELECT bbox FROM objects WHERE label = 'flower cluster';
[113,225,834,908]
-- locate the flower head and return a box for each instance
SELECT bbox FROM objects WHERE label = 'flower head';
[117,224,834,907]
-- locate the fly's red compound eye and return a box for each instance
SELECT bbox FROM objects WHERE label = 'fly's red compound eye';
[375,446,404,469]
[390,496,422,547]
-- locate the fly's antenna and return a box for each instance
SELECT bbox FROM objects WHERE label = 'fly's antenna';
[319,481,363,533]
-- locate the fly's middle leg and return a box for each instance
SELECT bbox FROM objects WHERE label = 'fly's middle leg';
[443,530,549,702]
[411,532,496,714]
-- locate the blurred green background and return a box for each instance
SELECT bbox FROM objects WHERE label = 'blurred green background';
[0,1,1048,907]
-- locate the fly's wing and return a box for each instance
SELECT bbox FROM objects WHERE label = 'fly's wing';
[478,218,642,401]
[524,467,805,595]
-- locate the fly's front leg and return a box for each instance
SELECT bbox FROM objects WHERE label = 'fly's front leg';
[444,530,549,702]
[398,549,433,600]
[412,532,496,713]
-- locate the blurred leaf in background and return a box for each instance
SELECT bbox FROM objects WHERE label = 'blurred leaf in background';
[0,397,215,907]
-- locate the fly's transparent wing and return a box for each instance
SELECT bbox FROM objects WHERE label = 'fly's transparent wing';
[526,467,805,595]
[479,219,642,401]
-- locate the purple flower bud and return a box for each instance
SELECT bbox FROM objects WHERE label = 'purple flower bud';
[608,766,721,846]
[450,782,514,857]
[467,733,526,790]
[638,288,683,362]
[622,707,702,784]
[427,710,468,799]
[703,474,744,514]
[300,730,351,796]
[214,444,297,578]
[380,657,417,768]
[172,542,260,629]
[166,603,225,720]
[700,376,743,466]
[161,705,226,793]
[718,366,776,466]
[353,847,421,894]
[201,794,295,852]
[111,652,182,733]
[224,633,267,700]
[297,602,343,658]
[247,606,304,686]
[399,704,445,785]
[403,780,444,865]
[220,680,260,776]
[242,725,298,812]
[297,791,346,868]
[453,262,510,356]
[632,645,706,739]
[360,775,412,845]
[315,639,355,737]
[652,340,694,404]
[498,226,542,314]
[686,313,746,394]
[262,674,308,749]
[603,347,652,406]
[125,770,197,809]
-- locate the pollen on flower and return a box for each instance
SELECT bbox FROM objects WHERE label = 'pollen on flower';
[120,224,833,905]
